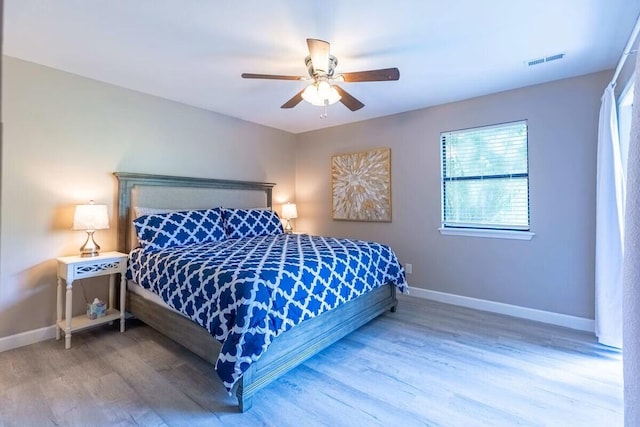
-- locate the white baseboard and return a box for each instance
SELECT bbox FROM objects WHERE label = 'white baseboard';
[408,287,595,332]
[0,288,595,353]
[0,325,57,353]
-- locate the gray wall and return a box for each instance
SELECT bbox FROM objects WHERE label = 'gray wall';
[295,70,611,319]
[0,56,611,340]
[0,56,297,339]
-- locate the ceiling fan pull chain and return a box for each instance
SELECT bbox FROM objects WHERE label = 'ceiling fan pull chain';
[321,99,328,119]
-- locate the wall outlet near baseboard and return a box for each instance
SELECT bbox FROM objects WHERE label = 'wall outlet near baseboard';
[405,263,412,274]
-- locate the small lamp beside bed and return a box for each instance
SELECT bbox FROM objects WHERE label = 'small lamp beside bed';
[72,201,110,257]
[281,202,298,234]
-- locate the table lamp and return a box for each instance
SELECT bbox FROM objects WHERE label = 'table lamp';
[281,202,298,234]
[72,200,109,257]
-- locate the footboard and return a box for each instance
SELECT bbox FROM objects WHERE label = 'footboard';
[235,283,397,411]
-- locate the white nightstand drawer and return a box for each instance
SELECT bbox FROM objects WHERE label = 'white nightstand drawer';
[72,258,125,278]
[57,251,127,282]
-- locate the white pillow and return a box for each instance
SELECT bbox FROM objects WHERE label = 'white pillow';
[134,207,181,220]
[134,206,271,219]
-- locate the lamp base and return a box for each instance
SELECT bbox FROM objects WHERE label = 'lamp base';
[79,230,101,257]
[284,219,293,234]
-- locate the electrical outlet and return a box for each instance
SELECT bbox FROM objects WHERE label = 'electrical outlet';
[405,263,413,274]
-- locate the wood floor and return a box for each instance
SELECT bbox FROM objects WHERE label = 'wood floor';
[0,295,622,427]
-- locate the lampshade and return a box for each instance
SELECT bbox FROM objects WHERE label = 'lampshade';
[72,201,109,231]
[301,81,341,106]
[282,202,298,220]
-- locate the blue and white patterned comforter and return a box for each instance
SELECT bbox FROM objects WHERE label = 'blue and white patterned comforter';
[127,233,407,392]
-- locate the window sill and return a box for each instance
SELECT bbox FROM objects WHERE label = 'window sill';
[438,227,535,240]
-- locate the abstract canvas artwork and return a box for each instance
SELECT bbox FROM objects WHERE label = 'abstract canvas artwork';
[331,147,391,222]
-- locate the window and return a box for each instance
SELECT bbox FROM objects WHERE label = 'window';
[441,120,530,236]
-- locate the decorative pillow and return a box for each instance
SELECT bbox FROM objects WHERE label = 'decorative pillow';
[222,208,284,239]
[133,208,225,251]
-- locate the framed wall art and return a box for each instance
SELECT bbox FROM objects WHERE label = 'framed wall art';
[331,147,391,222]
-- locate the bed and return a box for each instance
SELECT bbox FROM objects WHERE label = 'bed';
[114,172,406,411]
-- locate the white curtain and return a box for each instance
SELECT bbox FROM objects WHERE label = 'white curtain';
[595,85,625,348]
[623,51,640,427]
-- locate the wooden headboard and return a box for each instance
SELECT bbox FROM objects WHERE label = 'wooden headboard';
[114,172,276,253]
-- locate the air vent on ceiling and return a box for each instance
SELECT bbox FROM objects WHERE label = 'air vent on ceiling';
[526,52,566,67]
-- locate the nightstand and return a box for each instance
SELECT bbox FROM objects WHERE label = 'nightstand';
[56,251,128,349]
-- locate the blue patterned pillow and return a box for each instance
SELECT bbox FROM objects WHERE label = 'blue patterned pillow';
[222,208,284,239]
[134,208,225,251]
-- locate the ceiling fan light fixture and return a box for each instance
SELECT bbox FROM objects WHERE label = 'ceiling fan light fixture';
[301,81,341,106]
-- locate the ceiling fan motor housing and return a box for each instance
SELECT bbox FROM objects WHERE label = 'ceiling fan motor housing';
[305,54,338,77]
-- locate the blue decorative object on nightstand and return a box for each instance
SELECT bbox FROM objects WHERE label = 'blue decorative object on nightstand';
[87,298,107,319]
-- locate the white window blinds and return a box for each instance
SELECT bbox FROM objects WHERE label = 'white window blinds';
[441,120,530,231]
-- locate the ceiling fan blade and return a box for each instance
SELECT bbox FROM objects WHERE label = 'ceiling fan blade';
[281,89,305,109]
[333,85,365,111]
[340,68,400,82]
[241,73,304,80]
[307,38,330,74]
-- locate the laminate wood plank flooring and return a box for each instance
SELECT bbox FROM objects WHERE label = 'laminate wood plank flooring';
[0,295,622,427]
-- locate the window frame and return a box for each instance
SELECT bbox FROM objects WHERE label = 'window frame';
[439,120,534,240]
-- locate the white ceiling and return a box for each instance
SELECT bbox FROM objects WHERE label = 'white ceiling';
[5,1,639,134]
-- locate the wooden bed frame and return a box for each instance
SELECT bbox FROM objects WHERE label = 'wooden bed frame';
[114,172,398,412]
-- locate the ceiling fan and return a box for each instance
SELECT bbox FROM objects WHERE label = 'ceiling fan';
[241,38,400,114]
